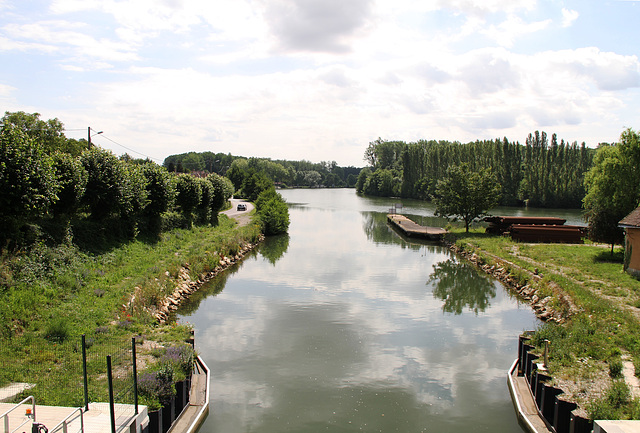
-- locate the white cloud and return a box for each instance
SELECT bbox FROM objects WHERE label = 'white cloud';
[482,15,552,47]
[2,0,638,163]
[2,20,138,64]
[261,0,375,54]
[435,0,537,16]
[562,47,640,91]
[561,8,579,27]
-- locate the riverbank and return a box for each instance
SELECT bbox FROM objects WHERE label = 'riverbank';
[151,233,264,324]
[446,229,640,419]
[0,213,263,407]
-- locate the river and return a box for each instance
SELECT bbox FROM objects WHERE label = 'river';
[177,189,581,433]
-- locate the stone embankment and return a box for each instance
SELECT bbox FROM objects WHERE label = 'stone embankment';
[152,235,264,323]
[446,239,580,324]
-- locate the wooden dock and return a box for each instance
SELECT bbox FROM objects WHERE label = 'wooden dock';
[387,214,447,241]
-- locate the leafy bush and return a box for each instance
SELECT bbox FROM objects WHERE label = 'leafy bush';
[256,188,290,236]
[0,125,58,245]
[142,163,175,218]
[241,170,273,202]
[175,174,202,225]
[51,152,87,217]
[196,177,214,224]
[80,148,128,220]
[207,173,234,213]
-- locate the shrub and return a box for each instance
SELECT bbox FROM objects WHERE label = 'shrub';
[51,152,87,217]
[0,125,58,246]
[175,174,201,225]
[196,177,214,224]
[80,148,128,220]
[255,188,289,236]
[609,358,624,379]
[44,317,70,343]
[206,173,234,214]
[142,163,174,217]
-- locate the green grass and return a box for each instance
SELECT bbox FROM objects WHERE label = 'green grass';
[0,214,262,406]
[449,228,640,418]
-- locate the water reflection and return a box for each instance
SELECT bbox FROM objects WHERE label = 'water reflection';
[180,189,538,433]
[259,234,290,265]
[429,259,497,315]
[361,211,445,251]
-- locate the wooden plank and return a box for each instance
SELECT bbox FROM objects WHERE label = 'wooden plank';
[387,214,446,240]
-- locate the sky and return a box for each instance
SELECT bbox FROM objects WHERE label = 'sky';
[1,0,639,167]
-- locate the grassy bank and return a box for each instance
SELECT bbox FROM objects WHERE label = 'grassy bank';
[450,229,640,419]
[0,214,262,407]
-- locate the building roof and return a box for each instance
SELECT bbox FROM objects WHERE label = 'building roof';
[619,206,640,228]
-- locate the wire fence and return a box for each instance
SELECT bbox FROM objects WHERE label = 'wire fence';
[0,334,137,419]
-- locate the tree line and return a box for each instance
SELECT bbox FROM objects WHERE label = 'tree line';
[357,133,595,209]
[164,152,362,189]
[583,128,640,251]
[0,111,290,250]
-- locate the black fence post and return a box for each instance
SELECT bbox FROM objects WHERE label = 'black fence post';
[107,355,117,433]
[132,337,139,415]
[82,334,89,411]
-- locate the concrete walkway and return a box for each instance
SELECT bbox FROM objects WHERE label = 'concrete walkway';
[0,400,146,433]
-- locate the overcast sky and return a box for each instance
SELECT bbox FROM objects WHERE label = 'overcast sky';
[1,0,639,167]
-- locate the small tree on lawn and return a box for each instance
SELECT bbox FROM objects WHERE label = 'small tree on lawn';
[433,163,501,232]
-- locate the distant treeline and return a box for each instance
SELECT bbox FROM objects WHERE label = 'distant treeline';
[358,132,595,208]
[163,152,362,189]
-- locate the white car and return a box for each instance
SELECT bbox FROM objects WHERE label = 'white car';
[237,203,247,211]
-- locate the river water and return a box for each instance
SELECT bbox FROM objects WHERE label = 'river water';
[178,189,582,433]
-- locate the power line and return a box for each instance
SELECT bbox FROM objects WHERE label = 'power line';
[64,127,164,163]
[93,134,164,163]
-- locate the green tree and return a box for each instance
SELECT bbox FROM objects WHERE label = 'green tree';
[433,163,501,232]
[355,168,370,193]
[226,158,249,191]
[584,131,640,253]
[119,163,149,237]
[242,170,273,201]
[1,111,83,156]
[175,174,202,226]
[0,125,58,244]
[80,148,128,220]
[255,188,290,235]
[181,152,205,172]
[142,163,174,218]
[51,152,87,217]
[206,173,234,214]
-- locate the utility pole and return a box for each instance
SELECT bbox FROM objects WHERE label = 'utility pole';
[88,127,103,148]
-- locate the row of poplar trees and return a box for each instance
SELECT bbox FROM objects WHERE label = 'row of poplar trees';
[359,132,594,208]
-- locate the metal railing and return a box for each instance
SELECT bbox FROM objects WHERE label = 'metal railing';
[50,408,84,433]
[1,395,36,433]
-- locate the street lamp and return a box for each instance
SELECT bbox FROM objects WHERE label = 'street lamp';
[88,127,103,148]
